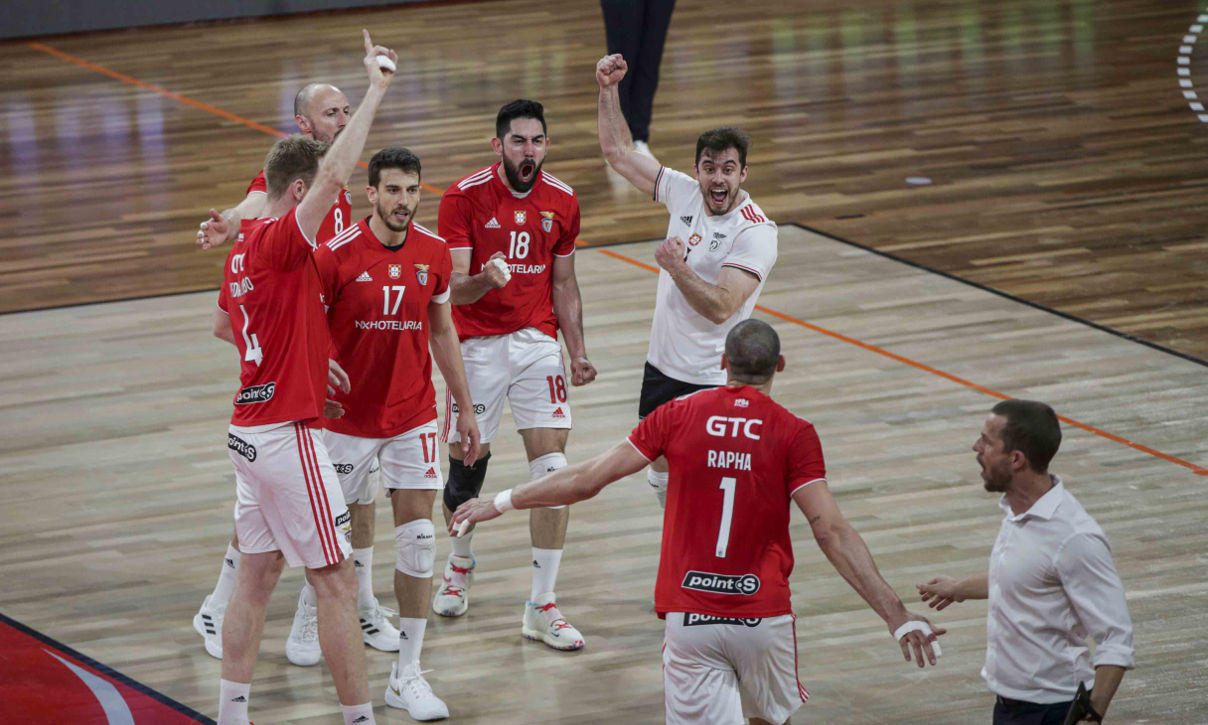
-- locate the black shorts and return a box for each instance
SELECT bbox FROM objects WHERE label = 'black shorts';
[638,362,716,419]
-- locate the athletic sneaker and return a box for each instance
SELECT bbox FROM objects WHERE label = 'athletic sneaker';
[192,595,225,659]
[284,591,321,666]
[431,554,474,617]
[385,661,449,720]
[359,597,401,652]
[522,592,585,651]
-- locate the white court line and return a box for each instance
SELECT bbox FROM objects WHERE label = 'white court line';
[1180,11,1206,120]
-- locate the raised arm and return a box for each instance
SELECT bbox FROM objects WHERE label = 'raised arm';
[596,54,661,195]
[654,239,762,324]
[448,249,509,305]
[296,30,395,241]
[196,189,267,250]
[551,253,596,385]
[795,480,944,666]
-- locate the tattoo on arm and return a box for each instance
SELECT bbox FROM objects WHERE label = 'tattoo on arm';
[808,515,822,524]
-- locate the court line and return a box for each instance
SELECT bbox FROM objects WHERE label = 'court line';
[26,41,1207,477]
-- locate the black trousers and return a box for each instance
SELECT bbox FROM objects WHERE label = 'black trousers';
[600,0,676,142]
[992,696,1074,725]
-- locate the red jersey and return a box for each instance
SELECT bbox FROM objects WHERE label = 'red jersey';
[627,386,827,619]
[438,163,579,340]
[218,208,330,427]
[248,170,352,244]
[313,218,453,438]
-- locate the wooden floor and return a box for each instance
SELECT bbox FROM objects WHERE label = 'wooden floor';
[1,0,1207,361]
[1,227,1205,723]
[2,0,1208,722]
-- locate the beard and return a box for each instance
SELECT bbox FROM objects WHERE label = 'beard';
[377,200,412,233]
[980,459,1011,492]
[502,155,542,193]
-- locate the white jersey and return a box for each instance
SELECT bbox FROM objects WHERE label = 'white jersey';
[649,167,778,385]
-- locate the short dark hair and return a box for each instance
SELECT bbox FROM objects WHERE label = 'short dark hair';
[724,319,780,384]
[263,135,327,200]
[368,147,422,187]
[695,126,751,167]
[991,399,1062,473]
[496,99,547,139]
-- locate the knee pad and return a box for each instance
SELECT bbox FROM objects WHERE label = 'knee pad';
[647,469,669,508]
[395,519,435,578]
[530,452,568,510]
[443,453,490,512]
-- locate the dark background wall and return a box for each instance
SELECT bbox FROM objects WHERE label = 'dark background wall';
[1,0,436,39]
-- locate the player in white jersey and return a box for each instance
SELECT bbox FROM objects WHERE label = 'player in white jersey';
[595,53,778,505]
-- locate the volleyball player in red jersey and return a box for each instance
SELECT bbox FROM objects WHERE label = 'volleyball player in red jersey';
[212,31,395,725]
[433,100,596,651]
[452,320,944,724]
[312,146,481,720]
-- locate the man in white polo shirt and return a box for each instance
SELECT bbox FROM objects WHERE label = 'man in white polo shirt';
[918,399,1134,724]
[595,53,778,506]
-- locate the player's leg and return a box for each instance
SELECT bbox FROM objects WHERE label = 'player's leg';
[727,614,806,725]
[662,613,745,725]
[217,549,284,725]
[194,527,240,659]
[435,335,505,617]
[630,0,676,144]
[379,421,448,720]
[638,362,715,507]
[599,0,643,137]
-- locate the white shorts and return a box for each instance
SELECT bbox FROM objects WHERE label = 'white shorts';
[443,327,572,444]
[323,421,443,503]
[227,422,352,569]
[662,612,807,725]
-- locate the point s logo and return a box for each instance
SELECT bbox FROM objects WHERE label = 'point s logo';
[235,382,276,405]
[681,570,761,596]
[705,416,762,440]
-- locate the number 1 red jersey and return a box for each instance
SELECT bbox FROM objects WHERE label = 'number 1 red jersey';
[247,170,352,244]
[438,163,579,340]
[312,218,454,438]
[627,385,827,619]
[218,208,330,427]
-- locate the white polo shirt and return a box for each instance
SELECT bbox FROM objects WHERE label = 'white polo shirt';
[983,477,1135,704]
[648,167,778,385]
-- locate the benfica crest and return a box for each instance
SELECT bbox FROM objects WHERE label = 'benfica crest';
[388,264,402,279]
[539,210,555,233]
[514,210,527,225]
[414,263,430,286]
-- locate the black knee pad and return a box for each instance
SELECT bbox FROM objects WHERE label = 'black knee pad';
[443,453,490,512]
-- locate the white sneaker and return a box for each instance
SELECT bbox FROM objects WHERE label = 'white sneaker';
[192,595,224,659]
[522,592,585,651]
[385,661,449,720]
[359,597,400,652]
[633,139,655,159]
[284,591,321,666]
[432,555,474,617]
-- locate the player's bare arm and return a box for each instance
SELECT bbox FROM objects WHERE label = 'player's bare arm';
[596,54,660,195]
[917,573,989,610]
[551,254,596,386]
[794,481,946,667]
[196,189,267,250]
[428,298,480,465]
[655,237,762,325]
[211,307,236,345]
[449,441,648,533]
[448,249,510,305]
[295,30,395,242]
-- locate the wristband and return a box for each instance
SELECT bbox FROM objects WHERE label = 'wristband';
[493,489,515,513]
[894,621,942,658]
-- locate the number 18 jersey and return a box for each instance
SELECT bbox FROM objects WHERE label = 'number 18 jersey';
[627,385,827,619]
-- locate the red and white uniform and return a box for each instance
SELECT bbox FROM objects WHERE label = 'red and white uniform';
[439,162,579,341]
[438,164,579,443]
[312,218,452,498]
[219,208,350,568]
[627,385,824,724]
[247,170,352,245]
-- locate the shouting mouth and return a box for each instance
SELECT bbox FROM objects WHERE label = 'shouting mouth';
[709,186,729,208]
[519,159,537,182]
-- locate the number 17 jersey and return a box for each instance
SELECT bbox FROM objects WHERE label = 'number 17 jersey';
[627,385,827,619]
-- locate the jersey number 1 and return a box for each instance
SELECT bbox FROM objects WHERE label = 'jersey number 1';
[715,476,736,558]
[238,304,264,366]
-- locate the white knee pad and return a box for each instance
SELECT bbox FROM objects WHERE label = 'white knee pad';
[529,452,568,510]
[647,469,669,508]
[395,519,435,578]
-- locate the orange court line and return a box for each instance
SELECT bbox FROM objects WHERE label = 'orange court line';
[28,41,1207,477]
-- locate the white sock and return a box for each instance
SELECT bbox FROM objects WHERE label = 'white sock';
[450,531,474,559]
[209,543,241,607]
[352,546,375,608]
[530,547,563,601]
[647,469,669,508]
[300,583,316,608]
[340,702,376,724]
[217,679,250,725]
[397,617,427,670]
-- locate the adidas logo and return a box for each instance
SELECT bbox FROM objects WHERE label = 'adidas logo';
[354,560,365,568]
[231,695,247,703]
[424,466,437,478]
[224,557,235,568]
[485,217,501,229]
[355,271,373,282]
[354,717,371,723]
[533,560,541,568]
[551,407,565,419]
[680,215,693,225]
[399,631,409,640]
